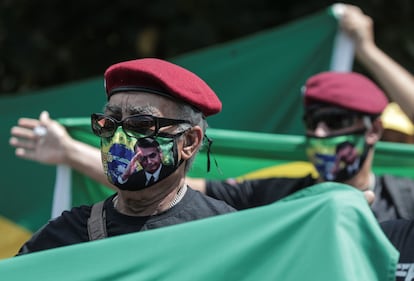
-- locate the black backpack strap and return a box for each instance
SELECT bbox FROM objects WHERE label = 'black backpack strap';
[87,200,107,241]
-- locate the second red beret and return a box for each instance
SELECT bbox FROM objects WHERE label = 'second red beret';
[303,71,388,115]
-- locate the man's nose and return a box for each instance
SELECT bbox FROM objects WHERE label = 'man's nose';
[313,122,330,137]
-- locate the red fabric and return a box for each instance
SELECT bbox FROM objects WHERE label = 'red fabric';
[104,58,221,117]
[303,72,388,114]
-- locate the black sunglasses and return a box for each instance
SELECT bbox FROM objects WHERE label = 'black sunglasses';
[303,110,363,131]
[91,113,192,138]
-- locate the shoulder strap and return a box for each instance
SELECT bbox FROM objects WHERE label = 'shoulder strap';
[87,200,107,241]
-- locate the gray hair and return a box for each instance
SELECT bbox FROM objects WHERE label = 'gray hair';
[174,102,208,173]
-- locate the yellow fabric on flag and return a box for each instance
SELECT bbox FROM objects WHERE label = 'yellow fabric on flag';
[0,216,31,259]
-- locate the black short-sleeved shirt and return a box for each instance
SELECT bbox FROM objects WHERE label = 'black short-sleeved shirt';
[206,175,316,210]
[18,188,235,255]
[206,174,414,222]
[381,219,414,281]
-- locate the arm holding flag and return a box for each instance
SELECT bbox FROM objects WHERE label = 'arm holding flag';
[341,4,414,123]
[9,111,115,190]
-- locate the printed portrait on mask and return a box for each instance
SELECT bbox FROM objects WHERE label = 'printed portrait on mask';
[100,127,181,191]
[306,134,368,182]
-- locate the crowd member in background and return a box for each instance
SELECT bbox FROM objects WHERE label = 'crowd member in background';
[337,6,414,278]
[14,58,235,255]
[190,71,414,222]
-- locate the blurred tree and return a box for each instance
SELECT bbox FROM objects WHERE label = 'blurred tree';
[0,0,413,95]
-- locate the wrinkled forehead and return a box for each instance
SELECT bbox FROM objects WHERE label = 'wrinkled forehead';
[105,91,180,117]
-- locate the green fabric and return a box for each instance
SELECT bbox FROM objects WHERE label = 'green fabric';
[0,183,398,281]
[172,7,338,135]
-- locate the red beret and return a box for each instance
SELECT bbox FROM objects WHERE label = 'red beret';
[303,72,388,115]
[104,58,222,117]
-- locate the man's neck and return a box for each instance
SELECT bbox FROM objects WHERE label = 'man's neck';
[345,172,374,191]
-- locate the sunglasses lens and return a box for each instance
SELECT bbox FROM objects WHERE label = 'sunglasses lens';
[326,114,356,130]
[123,116,156,138]
[92,115,116,137]
[305,112,358,131]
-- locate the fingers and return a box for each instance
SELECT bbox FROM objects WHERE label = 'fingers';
[342,4,362,15]
[10,112,49,150]
[10,125,39,146]
[14,147,38,161]
[9,136,37,150]
[10,132,40,162]
[9,111,69,165]
[9,113,48,160]
[9,124,41,161]
[339,4,374,48]
[16,117,41,130]
[39,111,51,125]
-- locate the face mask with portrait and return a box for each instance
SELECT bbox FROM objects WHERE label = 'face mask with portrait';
[305,132,370,182]
[100,127,182,191]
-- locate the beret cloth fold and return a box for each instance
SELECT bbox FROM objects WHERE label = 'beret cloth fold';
[104,58,222,117]
[303,71,388,115]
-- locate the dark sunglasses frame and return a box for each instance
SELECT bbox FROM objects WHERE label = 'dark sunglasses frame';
[91,113,192,138]
[303,110,364,131]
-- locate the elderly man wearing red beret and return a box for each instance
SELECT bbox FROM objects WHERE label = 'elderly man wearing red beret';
[15,58,236,255]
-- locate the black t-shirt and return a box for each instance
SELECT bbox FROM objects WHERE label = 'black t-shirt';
[206,175,316,210]
[206,174,414,222]
[18,188,235,255]
[381,219,414,281]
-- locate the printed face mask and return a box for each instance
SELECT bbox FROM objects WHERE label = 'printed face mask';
[101,127,182,191]
[305,132,369,182]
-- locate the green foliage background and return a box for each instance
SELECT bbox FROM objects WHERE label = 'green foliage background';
[1,0,413,95]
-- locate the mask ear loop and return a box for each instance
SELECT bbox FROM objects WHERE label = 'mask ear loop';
[363,115,376,149]
[363,116,373,130]
[204,134,222,174]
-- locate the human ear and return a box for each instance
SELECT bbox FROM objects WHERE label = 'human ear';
[181,126,203,160]
[365,117,383,145]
